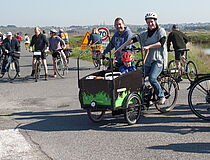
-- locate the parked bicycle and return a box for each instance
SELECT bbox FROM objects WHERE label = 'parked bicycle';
[168,49,198,82]
[0,51,20,80]
[188,74,210,120]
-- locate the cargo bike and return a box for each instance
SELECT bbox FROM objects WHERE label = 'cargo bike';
[77,48,179,125]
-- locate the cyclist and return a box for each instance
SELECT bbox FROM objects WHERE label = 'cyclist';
[101,17,134,69]
[29,27,49,80]
[24,33,30,50]
[119,52,136,74]
[116,12,168,105]
[88,28,103,64]
[15,33,22,44]
[1,32,20,77]
[167,24,189,82]
[48,29,67,78]
[58,29,71,60]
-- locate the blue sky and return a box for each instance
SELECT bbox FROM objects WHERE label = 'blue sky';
[2,0,210,27]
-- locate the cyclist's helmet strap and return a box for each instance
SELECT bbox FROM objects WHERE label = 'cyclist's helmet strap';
[122,52,133,62]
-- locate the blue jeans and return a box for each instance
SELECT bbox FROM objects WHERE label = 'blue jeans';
[144,62,164,98]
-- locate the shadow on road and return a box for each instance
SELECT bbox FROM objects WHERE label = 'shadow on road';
[4,104,210,135]
[147,142,210,154]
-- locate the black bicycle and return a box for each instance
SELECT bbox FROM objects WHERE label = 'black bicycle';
[0,51,20,80]
[188,74,210,120]
[32,51,42,82]
[168,49,198,82]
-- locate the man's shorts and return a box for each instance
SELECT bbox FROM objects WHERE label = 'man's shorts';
[175,50,185,60]
[33,52,47,60]
[52,51,60,58]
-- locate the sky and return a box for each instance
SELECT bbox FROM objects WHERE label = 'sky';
[2,0,210,27]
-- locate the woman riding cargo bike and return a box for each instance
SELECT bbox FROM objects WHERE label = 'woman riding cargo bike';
[78,13,178,125]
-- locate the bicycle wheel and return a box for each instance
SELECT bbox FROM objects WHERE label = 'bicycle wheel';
[56,59,67,78]
[87,109,105,122]
[188,76,210,120]
[8,61,18,80]
[167,60,179,78]
[124,93,142,125]
[186,60,198,82]
[35,61,41,82]
[0,59,4,78]
[155,76,178,113]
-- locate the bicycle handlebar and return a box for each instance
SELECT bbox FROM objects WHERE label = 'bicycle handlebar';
[168,49,190,52]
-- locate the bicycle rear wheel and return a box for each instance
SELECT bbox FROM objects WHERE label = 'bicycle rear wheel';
[35,61,41,82]
[155,76,178,113]
[56,59,67,78]
[188,76,210,120]
[8,61,18,80]
[186,60,198,82]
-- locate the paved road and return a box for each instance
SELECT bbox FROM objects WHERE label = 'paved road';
[0,44,210,160]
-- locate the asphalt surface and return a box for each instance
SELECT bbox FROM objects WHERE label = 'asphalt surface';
[0,44,210,160]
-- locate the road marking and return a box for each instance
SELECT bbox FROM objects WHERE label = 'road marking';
[0,129,36,159]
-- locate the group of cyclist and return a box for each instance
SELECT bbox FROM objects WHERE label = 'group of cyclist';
[0,27,70,80]
[89,12,188,105]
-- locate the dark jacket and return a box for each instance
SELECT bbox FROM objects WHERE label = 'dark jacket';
[1,37,20,53]
[167,30,189,51]
[30,33,48,52]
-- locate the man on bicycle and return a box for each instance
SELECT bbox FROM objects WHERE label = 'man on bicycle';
[167,24,189,82]
[1,32,20,77]
[101,18,134,69]
[29,27,49,80]
[48,29,67,78]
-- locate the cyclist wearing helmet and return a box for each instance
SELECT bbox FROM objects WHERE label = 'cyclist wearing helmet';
[48,29,67,78]
[119,52,136,74]
[116,12,168,105]
[102,18,134,68]
[29,27,49,80]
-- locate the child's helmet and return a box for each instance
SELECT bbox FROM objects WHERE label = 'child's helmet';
[121,52,133,62]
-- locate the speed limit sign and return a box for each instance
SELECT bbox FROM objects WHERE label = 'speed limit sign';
[98,27,109,41]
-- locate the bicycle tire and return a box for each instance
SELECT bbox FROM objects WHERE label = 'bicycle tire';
[167,60,180,79]
[186,60,198,82]
[8,61,18,80]
[87,109,105,122]
[56,59,67,78]
[35,61,41,82]
[124,93,142,125]
[155,76,178,113]
[188,76,210,120]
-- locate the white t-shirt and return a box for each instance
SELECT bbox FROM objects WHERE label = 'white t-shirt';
[24,35,30,44]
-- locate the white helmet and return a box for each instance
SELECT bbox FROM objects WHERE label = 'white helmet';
[50,29,57,33]
[145,12,157,20]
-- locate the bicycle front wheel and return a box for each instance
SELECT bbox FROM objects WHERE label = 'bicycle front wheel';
[56,59,67,78]
[186,61,198,82]
[8,61,18,80]
[35,61,41,82]
[155,76,178,113]
[188,76,210,120]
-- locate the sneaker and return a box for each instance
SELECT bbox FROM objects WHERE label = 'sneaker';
[176,76,183,82]
[44,74,48,80]
[53,74,57,78]
[17,72,20,77]
[158,97,166,105]
[31,70,35,77]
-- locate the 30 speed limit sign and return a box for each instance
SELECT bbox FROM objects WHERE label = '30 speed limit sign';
[98,27,109,41]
